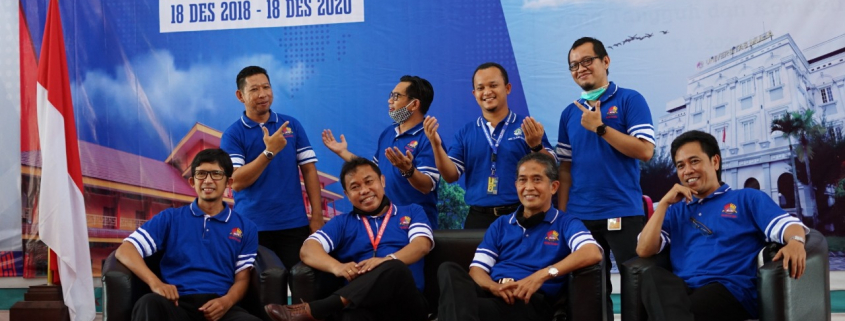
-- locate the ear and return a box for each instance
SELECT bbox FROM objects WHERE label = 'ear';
[380,175,386,187]
[235,89,245,103]
[712,154,721,171]
[550,180,560,195]
[226,177,233,189]
[505,83,512,94]
[189,177,196,188]
[602,55,611,69]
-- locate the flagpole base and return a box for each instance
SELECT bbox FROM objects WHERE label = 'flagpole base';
[10,285,70,321]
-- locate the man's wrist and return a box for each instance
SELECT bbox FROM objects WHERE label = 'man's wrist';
[400,166,415,178]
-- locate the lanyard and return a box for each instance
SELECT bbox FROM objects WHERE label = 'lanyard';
[361,205,394,257]
[481,117,510,175]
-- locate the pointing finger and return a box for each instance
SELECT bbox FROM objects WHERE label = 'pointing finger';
[573,100,589,113]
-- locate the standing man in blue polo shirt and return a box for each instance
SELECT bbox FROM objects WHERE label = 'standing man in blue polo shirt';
[322,75,441,228]
[556,37,655,312]
[637,131,808,321]
[116,149,259,321]
[437,153,602,321]
[424,62,556,229]
[221,66,324,271]
[265,158,434,321]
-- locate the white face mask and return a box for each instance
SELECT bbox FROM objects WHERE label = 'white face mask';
[389,99,417,124]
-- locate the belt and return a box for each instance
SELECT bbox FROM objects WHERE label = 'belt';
[470,203,520,216]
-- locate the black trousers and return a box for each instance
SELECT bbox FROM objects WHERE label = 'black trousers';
[259,225,311,270]
[641,266,751,321]
[132,293,260,321]
[330,259,428,321]
[437,262,553,321]
[464,204,520,229]
[581,215,643,320]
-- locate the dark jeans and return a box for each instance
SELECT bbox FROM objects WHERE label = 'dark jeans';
[641,266,751,321]
[259,225,311,270]
[330,259,428,321]
[132,293,260,321]
[581,215,644,320]
[437,262,553,321]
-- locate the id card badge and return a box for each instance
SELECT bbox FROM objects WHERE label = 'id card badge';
[487,175,499,195]
[608,217,622,231]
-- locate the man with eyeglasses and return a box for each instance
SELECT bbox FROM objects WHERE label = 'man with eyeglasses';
[424,62,557,229]
[556,37,654,317]
[221,66,324,271]
[322,75,441,228]
[637,130,807,321]
[116,149,260,321]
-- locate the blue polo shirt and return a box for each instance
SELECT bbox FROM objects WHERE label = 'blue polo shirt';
[651,184,807,317]
[373,122,441,229]
[470,207,599,300]
[307,203,434,291]
[448,111,556,207]
[220,110,317,231]
[556,82,655,220]
[125,201,258,296]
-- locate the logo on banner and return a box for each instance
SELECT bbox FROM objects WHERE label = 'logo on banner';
[606,106,619,118]
[544,230,560,245]
[399,216,411,229]
[405,140,418,152]
[721,203,738,218]
[229,227,243,241]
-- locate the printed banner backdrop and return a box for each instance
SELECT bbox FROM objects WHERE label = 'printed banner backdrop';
[0,0,22,277]
[6,0,845,277]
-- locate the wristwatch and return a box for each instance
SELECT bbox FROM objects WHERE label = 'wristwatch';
[547,266,559,278]
[387,253,398,260]
[596,124,608,136]
[530,143,544,152]
[263,150,275,160]
[788,235,806,245]
[400,167,415,178]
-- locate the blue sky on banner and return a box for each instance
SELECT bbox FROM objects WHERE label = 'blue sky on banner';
[503,0,845,143]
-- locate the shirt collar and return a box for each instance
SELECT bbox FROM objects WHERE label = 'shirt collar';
[239,110,279,129]
[508,206,560,225]
[190,200,232,222]
[393,121,425,137]
[354,203,397,220]
[686,184,732,206]
[476,110,517,127]
[577,81,618,109]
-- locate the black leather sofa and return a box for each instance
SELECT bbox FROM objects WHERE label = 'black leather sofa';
[290,229,607,321]
[620,229,830,321]
[101,245,288,321]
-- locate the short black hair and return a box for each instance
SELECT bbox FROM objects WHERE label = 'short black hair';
[190,148,234,178]
[516,153,559,181]
[399,75,435,114]
[236,66,270,91]
[670,130,722,182]
[472,62,509,88]
[569,37,610,75]
[339,157,383,191]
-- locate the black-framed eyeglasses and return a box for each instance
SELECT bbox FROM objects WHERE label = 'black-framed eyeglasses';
[568,56,601,71]
[194,170,226,181]
[388,92,408,101]
[689,216,713,236]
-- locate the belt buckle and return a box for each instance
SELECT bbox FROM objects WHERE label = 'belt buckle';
[493,207,504,216]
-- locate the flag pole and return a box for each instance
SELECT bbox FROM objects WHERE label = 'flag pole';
[46,247,53,286]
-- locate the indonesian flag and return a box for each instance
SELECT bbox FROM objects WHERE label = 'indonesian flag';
[35,0,95,320]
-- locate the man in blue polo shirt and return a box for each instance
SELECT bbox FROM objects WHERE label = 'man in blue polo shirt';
[437,153,602,321]
[220,66,324,270]
[322,75,441,228]
[116,149,259,321]
[265,158,434,321]
[637,130,808,321]
[556,37,655,312]
[424,62,556,229]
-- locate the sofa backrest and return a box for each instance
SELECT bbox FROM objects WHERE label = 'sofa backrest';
[423,229,486,313]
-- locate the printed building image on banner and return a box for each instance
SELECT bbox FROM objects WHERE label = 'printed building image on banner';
[7,0,845,278]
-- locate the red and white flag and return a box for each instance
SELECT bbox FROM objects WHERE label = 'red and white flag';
[35,0,95,320]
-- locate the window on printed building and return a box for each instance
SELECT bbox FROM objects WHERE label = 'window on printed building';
[740,78,754,96]
[714,88,725,105]
[741,120,755,142]
[821,86,834,104]
[767,68,781,88]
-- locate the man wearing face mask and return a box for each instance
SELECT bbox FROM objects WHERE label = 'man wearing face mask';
[323,75,441,228]
[556,37,655,319]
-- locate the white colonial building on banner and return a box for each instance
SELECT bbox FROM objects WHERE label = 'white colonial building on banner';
[656,32,845,217]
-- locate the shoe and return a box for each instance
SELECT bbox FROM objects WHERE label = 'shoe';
[264,302,320,321]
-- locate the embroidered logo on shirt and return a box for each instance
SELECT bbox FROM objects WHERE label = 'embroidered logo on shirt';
[405,140,418,152]
[606,106,619,119]
[721,203,738,218]
[229,227,243,242]
[282,126,294,138]
[544,230,560,245]
[513,128,523,136]
[399,216,411,229]
[509,128,525,141]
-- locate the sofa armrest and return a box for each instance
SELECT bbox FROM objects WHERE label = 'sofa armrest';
[619,250,671,321]
[567,262,606,321]
[758,229,830,321]
[101,250,157,321]
[289,262,345,303]
[241,245,288,321]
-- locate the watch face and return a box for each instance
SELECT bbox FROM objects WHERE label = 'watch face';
[549,267,559,277]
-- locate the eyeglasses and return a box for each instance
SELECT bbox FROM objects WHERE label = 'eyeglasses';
[568,56,601,71]
[194,170,226,181]
[689,216,713,236]
[388,92,408,101]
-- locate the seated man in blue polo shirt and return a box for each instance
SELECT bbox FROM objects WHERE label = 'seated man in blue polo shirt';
[637,130,808,321]
[424,62,556,229]
[265,157,434,321]
[116,148,259,321]
[437,153,602,321]
[322,75,441,228]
